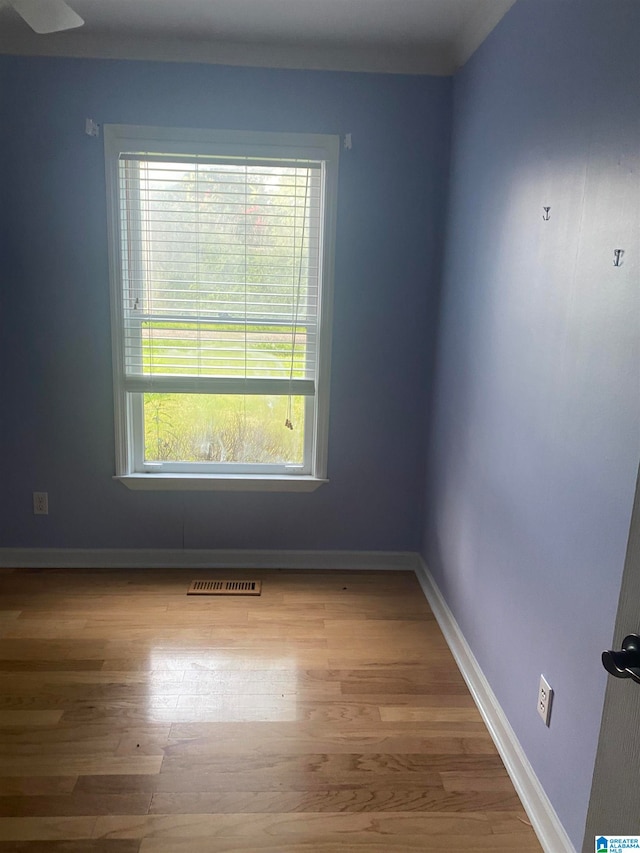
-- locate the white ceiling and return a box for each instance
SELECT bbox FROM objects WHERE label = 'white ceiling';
[0,0,517,74]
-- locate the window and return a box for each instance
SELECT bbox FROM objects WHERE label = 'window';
[104,126,339,490]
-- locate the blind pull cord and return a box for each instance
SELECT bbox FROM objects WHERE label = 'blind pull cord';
[285,169,309,431]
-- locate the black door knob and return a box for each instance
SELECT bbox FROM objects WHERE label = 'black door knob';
[602,634,640,684]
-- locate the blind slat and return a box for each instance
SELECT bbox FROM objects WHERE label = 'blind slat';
[122,376,315,396]
[120,153,322,171]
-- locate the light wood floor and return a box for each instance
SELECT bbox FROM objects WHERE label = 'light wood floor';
[0,567,542,852]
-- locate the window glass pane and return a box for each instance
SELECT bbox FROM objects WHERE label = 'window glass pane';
[136,321,311,379]
[143,393,305,465]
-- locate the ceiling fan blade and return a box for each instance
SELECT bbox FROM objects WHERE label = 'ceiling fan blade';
[9,0,84,33]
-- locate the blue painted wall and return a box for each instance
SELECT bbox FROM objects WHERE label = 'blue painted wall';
[0,56,450,550]
[422,1,640,847]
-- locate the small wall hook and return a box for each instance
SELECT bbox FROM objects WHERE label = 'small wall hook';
[614,249,624,267]
[85,118,100,137]
[542,207,551,221]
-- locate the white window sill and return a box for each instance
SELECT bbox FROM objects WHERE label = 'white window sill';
[114,474,328,492]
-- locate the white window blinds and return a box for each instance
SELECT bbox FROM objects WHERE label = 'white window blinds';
[117,154,322,397]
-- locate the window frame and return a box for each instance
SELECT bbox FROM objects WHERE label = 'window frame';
[104,125,339,491]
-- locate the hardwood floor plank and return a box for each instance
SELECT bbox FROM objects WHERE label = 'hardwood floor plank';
[0,640,110,661]
[73,776,158,796]
[75,772,521,804]
[0,660,105,672]
[0,712,63,727]
[0,756,163,777]
[337,671,469,693]
[146,789,524,813]
[0,735,122,757]
[0,724,170,748]
[0,672,184,686]
[161,726,491,756]
[323,619,445,639]
[0,777,77,796]
[81,769,446,795]
[441,770,520,792]
[98,649,332,671]
[93,811,495,839]
[380,706,484,721]
[0,843,141,853]
[138,838,543,853]
[158,748,500,780]
[283,702,383,723]
[45,696,359,725]
[166,717,483,738]
[0,794,152,817]
[2,623,89,640]
[0,816,96,840]
[487,809,536,833]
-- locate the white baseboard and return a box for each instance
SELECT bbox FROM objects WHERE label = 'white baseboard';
[0,547,417,572]
[414,557,575,853]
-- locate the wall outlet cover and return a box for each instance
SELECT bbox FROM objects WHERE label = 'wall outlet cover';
[538,674,553,726]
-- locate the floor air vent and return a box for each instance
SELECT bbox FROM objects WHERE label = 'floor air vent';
[187,579,262,596]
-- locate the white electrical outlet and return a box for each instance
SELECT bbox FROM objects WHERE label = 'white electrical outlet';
[33,492,49,515]
[538,674,553,726]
